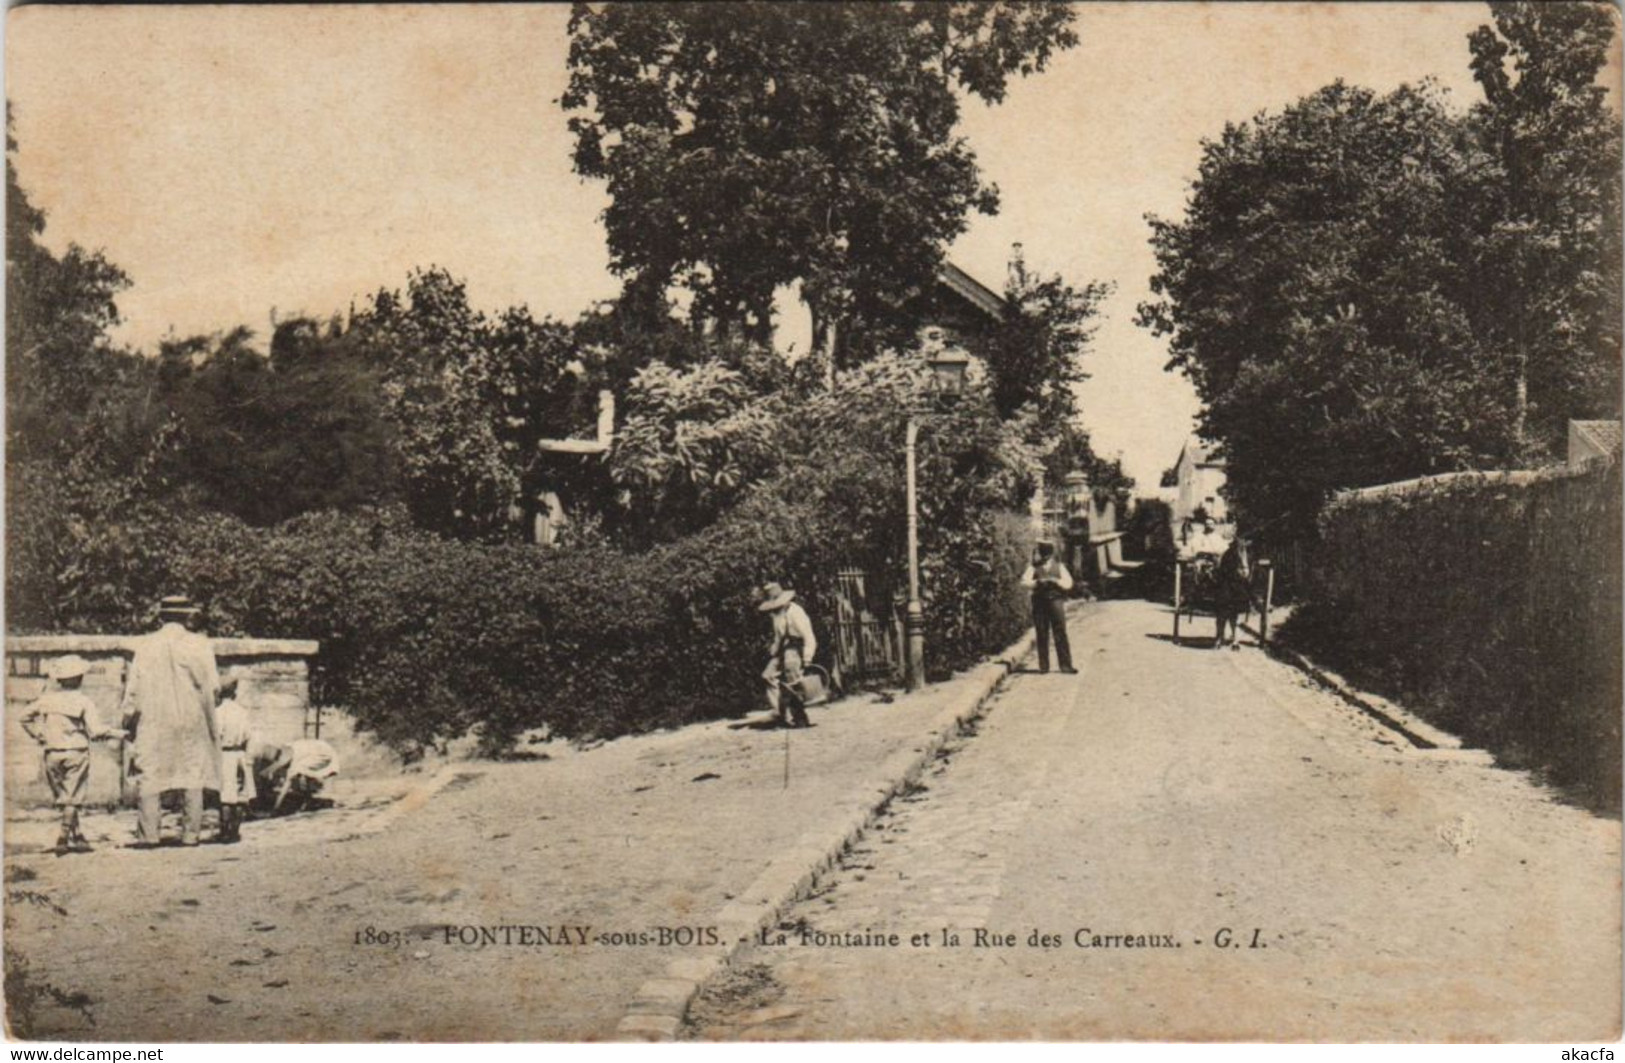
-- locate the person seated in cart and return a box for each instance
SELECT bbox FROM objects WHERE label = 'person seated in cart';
[1178,515,1230,563]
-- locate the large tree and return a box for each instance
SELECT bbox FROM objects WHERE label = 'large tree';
[562,2,1077,362]
[1140,4,1620,541]
[1467,1,1622,456]
[150,319,400,525]
[1139,81,1515,540]
[346,269,599,539]
[977,257,1112,425]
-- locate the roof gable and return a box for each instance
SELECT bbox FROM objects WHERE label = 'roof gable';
[1571,420,1623,459]
[935,262,1005,323]
[1176,437,1223,474]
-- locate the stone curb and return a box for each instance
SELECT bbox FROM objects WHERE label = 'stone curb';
[613,623,1043,1041]
[1242,617,1465,753]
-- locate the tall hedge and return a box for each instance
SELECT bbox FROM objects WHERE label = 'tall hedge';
[8,482,1032,754]
[1280,461,1622,809]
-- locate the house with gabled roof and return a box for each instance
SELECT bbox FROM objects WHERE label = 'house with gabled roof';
[1172,437,1227,524]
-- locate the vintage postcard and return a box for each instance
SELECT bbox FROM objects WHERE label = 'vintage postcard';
[4,0,1621,1047]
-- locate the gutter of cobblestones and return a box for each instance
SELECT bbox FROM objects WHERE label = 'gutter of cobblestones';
[614,622,1045,1041]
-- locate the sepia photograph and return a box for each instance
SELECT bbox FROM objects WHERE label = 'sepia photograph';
[3,0,1621,1045]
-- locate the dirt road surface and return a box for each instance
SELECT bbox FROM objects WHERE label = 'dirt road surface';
[686,599,1622,1041]
[6,599,1617,1041]
[4,659,992,1041]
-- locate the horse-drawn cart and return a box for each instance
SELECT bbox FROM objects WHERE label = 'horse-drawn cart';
[1172,549,1276,646]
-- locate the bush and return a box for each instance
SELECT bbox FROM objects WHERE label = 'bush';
[918,509,1034,678]
[10,478,1039,754]
[181,499,857,752]
[1280,460,1622,812]
[7,351,1047,753]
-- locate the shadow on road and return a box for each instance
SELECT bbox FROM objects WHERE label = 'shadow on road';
[1144,632,1260,651]
[727,717,789,732]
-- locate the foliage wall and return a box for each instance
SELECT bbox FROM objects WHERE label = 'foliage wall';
[1280,460,1622,810]
[9,399,1038,757]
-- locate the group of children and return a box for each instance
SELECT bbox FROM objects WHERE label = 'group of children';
[20,655,337,855]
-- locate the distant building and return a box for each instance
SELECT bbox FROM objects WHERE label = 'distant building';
[1567,420,1622,467]
[1058,470,1128,587]
[1172,437,1227,523]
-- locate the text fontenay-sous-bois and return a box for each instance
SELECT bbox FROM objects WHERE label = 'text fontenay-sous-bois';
[354,925,1273,951]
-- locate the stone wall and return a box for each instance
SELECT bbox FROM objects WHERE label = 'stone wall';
[5,635,318,809]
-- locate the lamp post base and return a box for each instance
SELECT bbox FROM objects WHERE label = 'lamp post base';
[904,600,925,691]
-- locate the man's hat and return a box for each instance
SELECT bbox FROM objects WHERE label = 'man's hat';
[758,582,796,612]
[158,594,200,619]
[47,655,90,681]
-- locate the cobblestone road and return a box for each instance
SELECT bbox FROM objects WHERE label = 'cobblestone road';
[687,599,1622,1041]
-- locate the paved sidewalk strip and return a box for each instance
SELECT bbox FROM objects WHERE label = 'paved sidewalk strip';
[615,625,1040,1040]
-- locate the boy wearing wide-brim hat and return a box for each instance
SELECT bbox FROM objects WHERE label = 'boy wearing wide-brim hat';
[759,582,818,727]
[21,655,121,854]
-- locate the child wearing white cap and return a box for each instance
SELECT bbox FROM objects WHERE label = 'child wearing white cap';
[215,677,255,844]
[20,656,122,854]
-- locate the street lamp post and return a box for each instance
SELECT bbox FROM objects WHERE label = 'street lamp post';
[904,418,925,690]
[903,344,970,691]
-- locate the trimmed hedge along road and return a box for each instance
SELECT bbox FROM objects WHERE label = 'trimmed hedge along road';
[1281,459,1623,814]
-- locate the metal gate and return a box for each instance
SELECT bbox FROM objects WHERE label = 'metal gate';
[831,567,902,684]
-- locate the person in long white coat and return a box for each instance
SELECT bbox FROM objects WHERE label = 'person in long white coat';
[119,595,221,847]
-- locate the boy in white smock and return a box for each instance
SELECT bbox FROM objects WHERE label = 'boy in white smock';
[215,678,255,844]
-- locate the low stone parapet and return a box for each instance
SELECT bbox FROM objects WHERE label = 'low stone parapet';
[5,635,319,809]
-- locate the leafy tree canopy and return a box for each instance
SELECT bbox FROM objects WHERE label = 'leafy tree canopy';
[977,258,1112,425]
[147,319,399,525]
[1466,1,1622,453]
[1141,4,1620,542]
[562,2,1077,357]
[345,268,600,539]
[1140,80,1520,537]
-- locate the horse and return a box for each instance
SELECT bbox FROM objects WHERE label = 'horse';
[1212,536,1254,649]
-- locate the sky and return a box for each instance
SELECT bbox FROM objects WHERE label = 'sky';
[4,2,1546,490]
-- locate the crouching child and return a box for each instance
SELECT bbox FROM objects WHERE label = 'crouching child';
[21,656,122,855]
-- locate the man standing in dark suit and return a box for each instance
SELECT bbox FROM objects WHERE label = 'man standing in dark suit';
[1020,540,1077,674]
